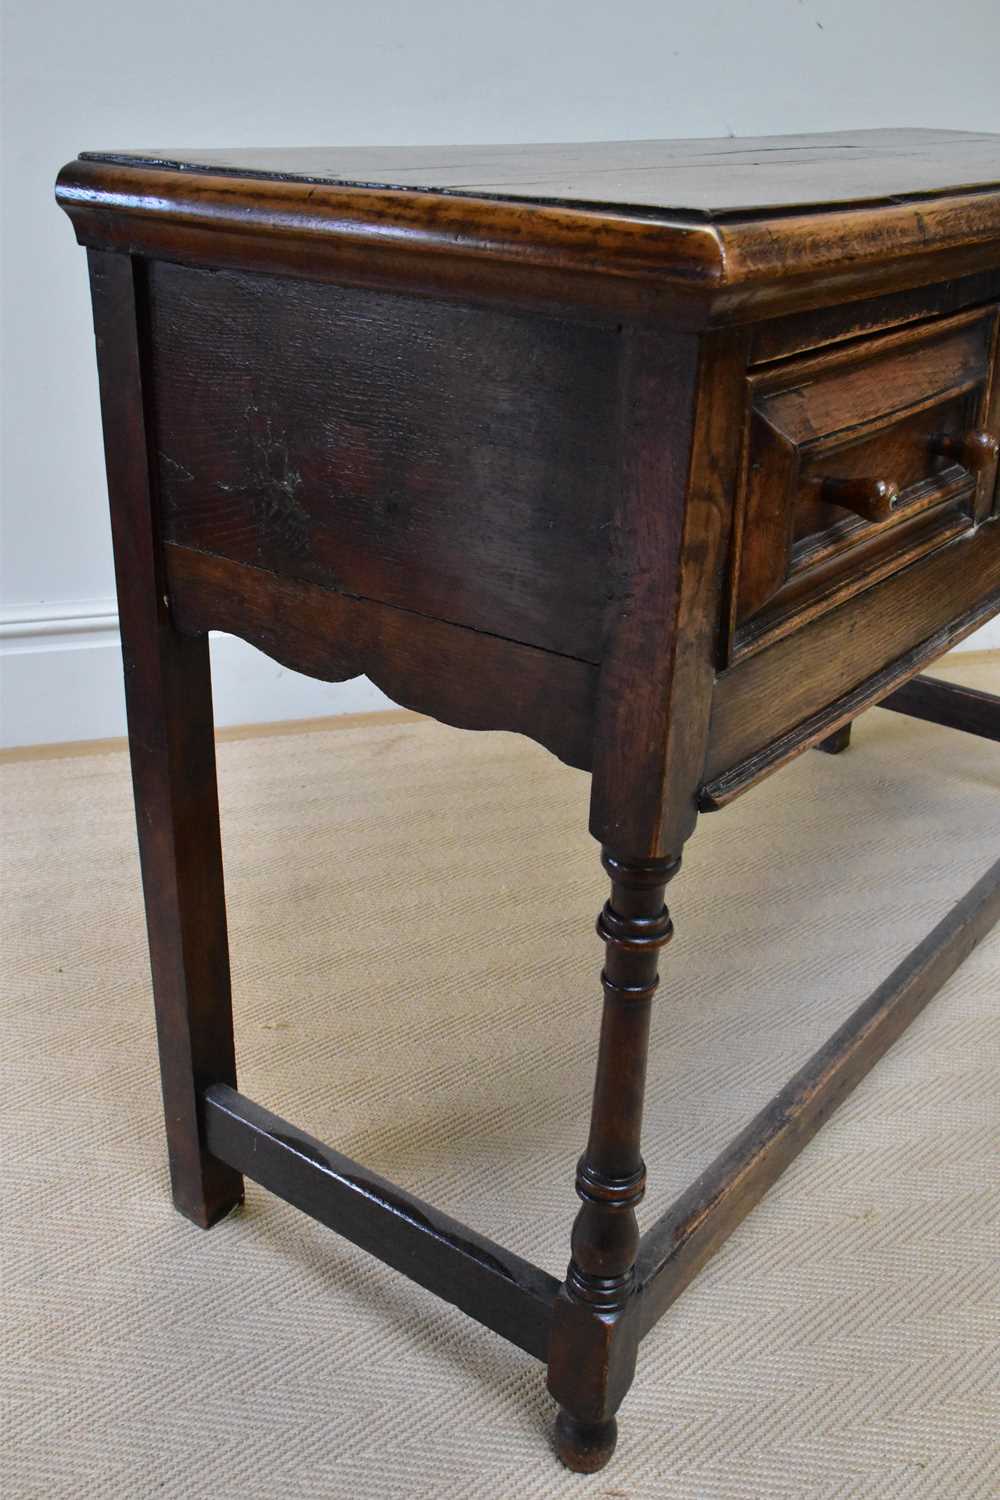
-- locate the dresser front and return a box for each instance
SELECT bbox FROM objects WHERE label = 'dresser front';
[705,284,1000,788]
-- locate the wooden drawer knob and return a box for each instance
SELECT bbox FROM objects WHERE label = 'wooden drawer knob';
[815,475,901,523]
[930,429,1000,472]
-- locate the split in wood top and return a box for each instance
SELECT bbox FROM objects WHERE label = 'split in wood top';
[57,130,1000,323]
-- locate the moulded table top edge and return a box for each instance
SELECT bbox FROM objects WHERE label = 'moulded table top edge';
[56,131,1000,322]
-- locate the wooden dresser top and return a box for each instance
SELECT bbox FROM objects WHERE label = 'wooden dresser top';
[78,130,1000,219]
[57,130,1000,324]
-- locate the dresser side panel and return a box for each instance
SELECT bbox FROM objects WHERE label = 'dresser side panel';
[144,262,620,662]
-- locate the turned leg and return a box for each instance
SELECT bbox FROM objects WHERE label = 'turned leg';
[547,849,679,1472]
[90,248,242,1228]
[816,722,853,754]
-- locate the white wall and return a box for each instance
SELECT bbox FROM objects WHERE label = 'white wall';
[2,0,999,746]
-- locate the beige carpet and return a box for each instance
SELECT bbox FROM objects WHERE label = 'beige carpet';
[3,654,999,1499]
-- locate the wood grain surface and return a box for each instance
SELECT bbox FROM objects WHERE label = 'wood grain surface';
[146,261,618,661]
[78,131,1000,215]
[165,544,599,772]
[56,132,1000,325]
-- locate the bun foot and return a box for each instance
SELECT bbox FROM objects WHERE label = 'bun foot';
[554,1410,618,1473]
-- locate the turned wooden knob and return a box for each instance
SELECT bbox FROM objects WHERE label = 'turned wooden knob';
[815,475,901,523]
[930,429,1000,472]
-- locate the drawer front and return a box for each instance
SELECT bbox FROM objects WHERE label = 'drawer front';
[730,307,1000,659]
[706,516,1000,788]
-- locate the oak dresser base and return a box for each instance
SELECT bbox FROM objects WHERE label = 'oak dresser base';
[56,131,1000,1476]
[199,693,1000,1472]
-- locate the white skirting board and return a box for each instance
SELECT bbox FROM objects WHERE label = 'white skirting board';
[0,600,394,748]
[1,598,998,749]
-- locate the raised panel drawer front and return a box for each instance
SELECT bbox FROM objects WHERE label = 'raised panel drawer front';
[730,306,1000,658]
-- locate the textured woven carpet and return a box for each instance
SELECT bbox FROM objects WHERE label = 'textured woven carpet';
[3,655,999,1499]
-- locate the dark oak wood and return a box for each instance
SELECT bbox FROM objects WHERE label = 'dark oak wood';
[165,545,598,772]
[879,673,1000,741]
[87,249,242,1229]
[701,588,1000,810]
[58,131,1000,1477]
[635,857,1000,1337]
[707,529,1000,789]
[815,477,900,524]
[147,260,618,662]
[749,270,1000,365]
[731,307,998,648]
[202,1084,558,1360]
[588,329,747,858]
[815,723,853,755]
[931,428,1000,471]
[55,131,1000,326]
[547,851,678,1470]
[56,159,722,329]
[72,130,1000,214]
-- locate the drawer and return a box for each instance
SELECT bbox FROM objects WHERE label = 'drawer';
[729,307,1000,659]
[705,517,1000,795]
